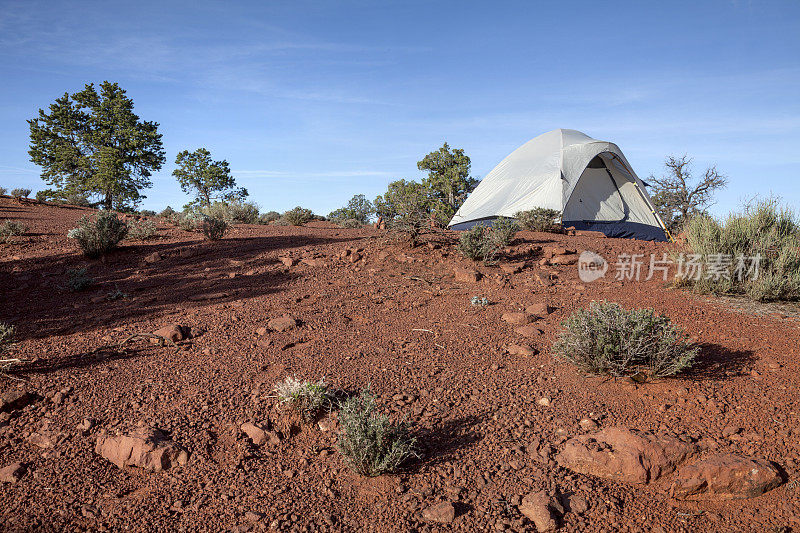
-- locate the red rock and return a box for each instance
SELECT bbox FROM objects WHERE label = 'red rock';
[555,427,697,484]
[0,462,26,483]
[514,324,544,338]
[143,251,162,264]
[500,262,525,274]
[152,324,190,343]
[268,315,298,332]
[550,254,579,265]
[501,312,530,325]
[671,454,782,500]
[95,427,188,472]
[278,256,295,267]
[241,422,268,446]
[422,501,455,524]
[454,267,481,283]
[525,303,553,317]
[519,491,557,532]
[507,344,536,356]
[300,257,322,267]
[27,432,54,449]
[0,389,33,412]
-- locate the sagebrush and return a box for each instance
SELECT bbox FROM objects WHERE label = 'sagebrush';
[127,218,157,240]
[0,322,14,352]
[490,217,519,247]
[259,211,280,224]
[337,389,418,477]
[681,198,800,301]
[552,301,698,379]
[283,206,315,226]
[200,216,228,240]
[67,211,128,258]
[340,218,362,229]
[274,377,331,421]
[515,208,561,232]
[0,220,28,243]
[457,224,498,262]
[65,267,94,292]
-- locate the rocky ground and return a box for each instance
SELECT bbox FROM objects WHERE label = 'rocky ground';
[1,196,799,532]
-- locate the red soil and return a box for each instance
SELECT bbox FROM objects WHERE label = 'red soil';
[1,197,799,532]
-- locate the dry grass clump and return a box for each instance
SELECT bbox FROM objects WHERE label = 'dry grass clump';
[552,301,698,380]
[0,322,20,372]
[274,377,331,421]
[0,220,28,243]
[337,389,419,477]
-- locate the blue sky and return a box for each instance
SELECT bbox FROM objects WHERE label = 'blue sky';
[1,0,798,215]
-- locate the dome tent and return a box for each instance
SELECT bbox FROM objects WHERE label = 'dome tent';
[448,129,669,241]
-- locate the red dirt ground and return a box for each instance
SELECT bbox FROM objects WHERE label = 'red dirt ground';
[1,197,799,532]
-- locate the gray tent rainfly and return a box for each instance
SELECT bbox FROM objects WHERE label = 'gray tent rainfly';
[448,129,670,241]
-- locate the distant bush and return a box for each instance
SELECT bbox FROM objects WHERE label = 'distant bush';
[337,389,418,477]
[515,208,562,232]
[490,217,519,247]
[329,194,375,224]
[11,188,31,199]
[457,224,498,262]
[176,212,200,232]
[64,267,94,292]
[127,218,158,240]
[0,220,28,243]
[553,301,698,379]
[274,377,331,421]
[138,209,156,217]
[67,211,128,258]
[200,216,228,240]
[0,322,15,354]
[0,187,6,196]
[34,189,91,206]
[271,218,291,226]
[283,206,315,226]
[159,206,177,218]
[204,200,259,225]
[259,211,281,224]
[64,191,91,207]
[340,218,362,229]
[681,198,800,302]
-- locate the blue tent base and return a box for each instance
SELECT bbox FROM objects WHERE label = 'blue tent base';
[450,217,667,241]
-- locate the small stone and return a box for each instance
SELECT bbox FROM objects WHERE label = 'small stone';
[566,493,588,515]
[507,344,536,356]
[519,491,557,532]
[537,397,551,407]
[95,426,188,472]
[422,501,455,524]
[278,256,295,267]
[514,324,544,338]
[0,462,26,483]
[0,389,34,412]
[241,422,267,446]
[144,251,162,264]
[454,267,481,283]
[255,327,268,336]
[501,312,530,325]
[525,303,553,317]
[579,418,599,431]
[151,324,190,343]
[268,316,298,332]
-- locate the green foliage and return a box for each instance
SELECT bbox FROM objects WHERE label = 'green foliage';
[375,180,433,246]
[176,213,199,231]
[0,187,6,195]
[127,218,157,240]
[259,211,280,224]
[457,224,498,262]
[329,194,375,224]
[271,218,291,226]
[417,142,478,221]
[67,211,128,258]
[200,216,228,240]
[11,188,31,199]
[204,200,259,224]
[274,377,331,421]
[64,267,94,292]
[515,208,562,232]
[0,322,15,353]
[173,148,247,208]
[0,220,28,243]
[553,301,698,379]
[282,206,315,226]
[682,198,800,301]
[490,217,519,247]
[138,209,156,217]
[340,218,362,229]
[159,206,177,218]
[337,389,419,477]
[35,188,92,206]
[28,81,165,210]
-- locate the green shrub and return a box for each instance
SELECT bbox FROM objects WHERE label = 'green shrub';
[259,211,281,224]
[336,389,418,477]
[283,206,315,226]
[553,301,698,379]
[64,191,91,207]
[64,267,94,292]
[159,206,177,218]
[272,218,291,226]
[200,216,228,240]
[10,188,31,199]
[0,187,6,196]
[0,220,28,243]
[67,211,128,258]
[340,218,363,229]
[127,218,157,240]
[0,322,14,352]
[203,200,259,224]
[515,208,562,232]
[138,209,156,217]
[329,194,375,224]
[491,217,519,247]
[176,212,200,231]
[682,198,800,301]
[457,224,498,262]
[274,377,331,421]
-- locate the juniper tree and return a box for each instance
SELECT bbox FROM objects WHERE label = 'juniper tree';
[172,148,247,208]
